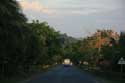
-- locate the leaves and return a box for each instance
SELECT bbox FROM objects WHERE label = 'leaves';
[0,0,63,78]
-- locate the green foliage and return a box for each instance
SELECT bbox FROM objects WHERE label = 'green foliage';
[101,45,113,60]
[0,0,29,78]
[119,32,125,57]
[0,0,63,79]
[64,30,120,68]
[29,20,63,64]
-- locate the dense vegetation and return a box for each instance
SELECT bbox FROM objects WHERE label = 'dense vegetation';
[65,30,125,71]
[0,0,64,78]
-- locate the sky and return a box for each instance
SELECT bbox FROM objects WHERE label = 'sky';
[17,0,125,38]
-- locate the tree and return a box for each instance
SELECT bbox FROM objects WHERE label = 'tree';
[0,0,26,76]
[119,32,125,57]
[29,20,63,65]
[0,0,40,78]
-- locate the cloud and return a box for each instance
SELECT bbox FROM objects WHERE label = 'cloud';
[19,0,53,15]
[18,0,123,16]
[65,0,122,15]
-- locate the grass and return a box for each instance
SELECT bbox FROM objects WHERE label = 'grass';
[79,65,125,83]
[0,78,21,83]
[92,70,125,83]
[0,64,55,83]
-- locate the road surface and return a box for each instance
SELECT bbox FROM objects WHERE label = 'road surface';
[22,65,108,83]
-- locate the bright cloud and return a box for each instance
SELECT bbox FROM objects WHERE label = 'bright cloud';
[19,1,53,15]
[18,0,122,16]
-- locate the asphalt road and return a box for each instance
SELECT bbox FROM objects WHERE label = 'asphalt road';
[23,65,105,83]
